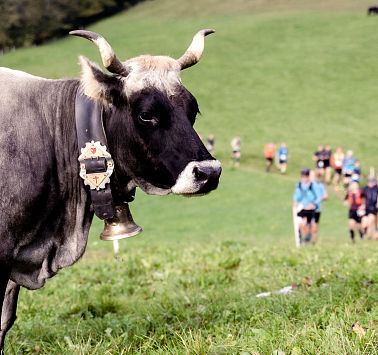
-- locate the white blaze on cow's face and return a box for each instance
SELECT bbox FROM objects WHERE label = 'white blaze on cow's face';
[122,55,182,97]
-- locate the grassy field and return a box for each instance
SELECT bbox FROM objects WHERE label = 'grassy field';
[2,0,378,353]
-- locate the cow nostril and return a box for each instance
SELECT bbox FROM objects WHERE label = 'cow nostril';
[193,164,222,182]
[193,166,209,182]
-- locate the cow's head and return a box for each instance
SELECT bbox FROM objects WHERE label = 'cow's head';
[70,29,221,199]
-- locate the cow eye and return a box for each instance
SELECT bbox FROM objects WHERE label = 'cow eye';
[138,112,158,126]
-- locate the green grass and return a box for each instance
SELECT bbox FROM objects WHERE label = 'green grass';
[6,224,378,354]
[2,0,378,353]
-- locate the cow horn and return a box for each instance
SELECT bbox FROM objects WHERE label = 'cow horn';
[177,29,215,70]
[69,30,129,76]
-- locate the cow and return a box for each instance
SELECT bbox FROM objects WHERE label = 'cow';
[0,29,221,350]
[368,6,378,15]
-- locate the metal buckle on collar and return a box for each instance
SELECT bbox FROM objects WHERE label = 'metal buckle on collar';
[78,140,114,190]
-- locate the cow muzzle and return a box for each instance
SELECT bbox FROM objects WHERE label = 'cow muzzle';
[171,160,222,195]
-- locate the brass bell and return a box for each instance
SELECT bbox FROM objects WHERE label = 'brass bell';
[100,204,143,241]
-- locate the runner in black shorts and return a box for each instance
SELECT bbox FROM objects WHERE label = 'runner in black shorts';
[344,181,365,242]
[313,145,324,167]
[313,145,325,178]
[293,169,318,243]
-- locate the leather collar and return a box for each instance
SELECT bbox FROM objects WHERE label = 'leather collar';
[75,90,115,220]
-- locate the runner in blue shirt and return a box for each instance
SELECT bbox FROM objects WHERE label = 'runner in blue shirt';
[277,143,288,174]
[342,150,356,189]
[293,169,318,242]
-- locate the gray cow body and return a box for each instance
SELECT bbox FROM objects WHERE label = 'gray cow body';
[0,69,93,348]
[0,69,91,290]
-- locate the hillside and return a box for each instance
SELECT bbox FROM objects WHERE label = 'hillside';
[2,1,378,353]
[1,0,377,172]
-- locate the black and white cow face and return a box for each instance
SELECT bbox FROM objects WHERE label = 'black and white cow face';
[72,30,221,197]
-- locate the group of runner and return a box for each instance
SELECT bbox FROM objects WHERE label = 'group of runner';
[204,134,242,167]
[205,135,289,172]
[206,135,290,172]
[312,145,361,190]
[344,178,378,242]
[203,135,377,243]
[294,145,378,244]
[263,143,289,173]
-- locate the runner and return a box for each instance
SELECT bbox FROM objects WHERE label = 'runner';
[277,143,288,174]
[264,143,276,172]
[342,150,356,190]
[231,136,241,167]
[311,170,328,243]
[362,177,378,240]
[352,160,362,183]
[331,146,344,190]
[344,181,365,242]
[293,169,318,244]
[313,145,325,178]
[206,134,215,154]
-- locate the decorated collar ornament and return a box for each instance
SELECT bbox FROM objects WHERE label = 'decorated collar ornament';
[78,140,114,190]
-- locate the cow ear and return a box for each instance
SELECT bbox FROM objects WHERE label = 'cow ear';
[79,55,121,103]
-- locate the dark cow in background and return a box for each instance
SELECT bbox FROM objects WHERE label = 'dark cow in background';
[0,29,221,350]
[368,6,378,15]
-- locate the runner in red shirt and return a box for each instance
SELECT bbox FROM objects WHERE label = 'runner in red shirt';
[264,143,276,172]
[344,181,365,242]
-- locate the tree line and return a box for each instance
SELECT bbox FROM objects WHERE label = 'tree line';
[0,0,143,53]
